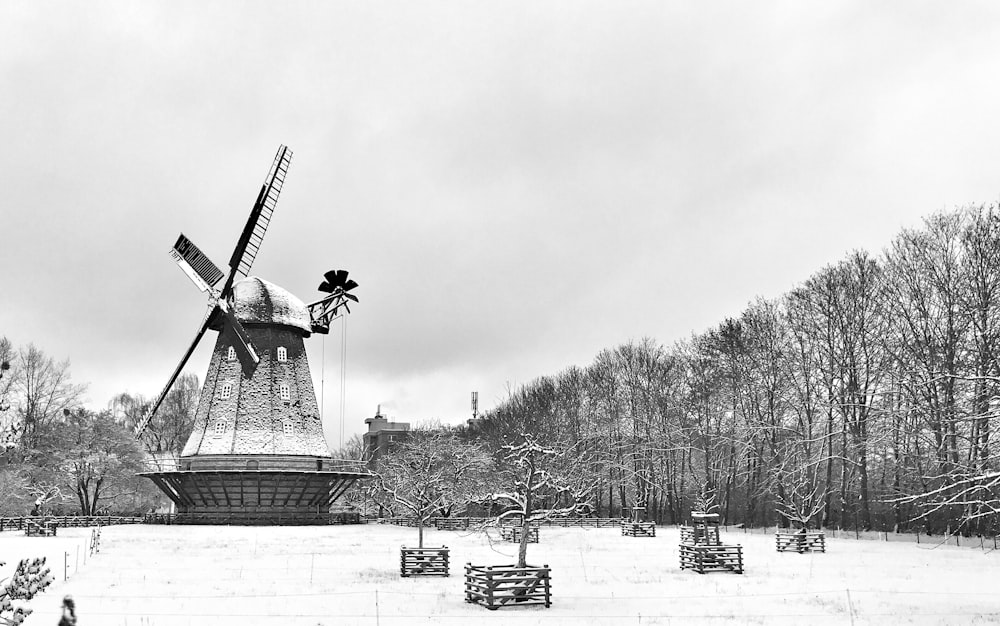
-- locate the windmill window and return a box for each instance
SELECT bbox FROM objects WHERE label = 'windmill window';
[279,384,291,401]
[214,420,226,436]
[283,420,294,436]
[277,347,287,362]
[221,383,233,400]
[227,346,236,362]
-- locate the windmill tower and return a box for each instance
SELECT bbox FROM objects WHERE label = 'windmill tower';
[139,146,366,525]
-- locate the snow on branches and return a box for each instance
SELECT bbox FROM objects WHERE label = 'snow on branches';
[0,557,54,626]
[887,468,1000,533]
[487,434,598,567]
[368,428,492,547]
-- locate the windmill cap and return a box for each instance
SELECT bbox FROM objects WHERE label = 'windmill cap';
[232,277,311,334]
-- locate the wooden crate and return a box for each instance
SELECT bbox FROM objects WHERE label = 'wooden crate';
[679,543,743,574]
[401,546,449,577]
[621,521,656,537]
[464,563,551,610]
[680,524,720,545]
[500,525,539,543]
[775,530,825,553]
[435,517,469,531]
[24,520,57,537]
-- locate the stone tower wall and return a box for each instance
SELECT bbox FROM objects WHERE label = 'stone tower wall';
[181,323,330,457]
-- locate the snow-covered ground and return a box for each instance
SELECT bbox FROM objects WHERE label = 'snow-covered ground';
[5,523,999,625]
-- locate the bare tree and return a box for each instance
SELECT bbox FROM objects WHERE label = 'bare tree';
[773,456,826,530]
[488,435,597,567]
[0,338,18,457]
[11,344,85,452]
[370,428,492,547]
[113,373,199,460]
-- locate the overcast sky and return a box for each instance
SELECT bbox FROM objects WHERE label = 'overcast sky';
[3,2,1000,449]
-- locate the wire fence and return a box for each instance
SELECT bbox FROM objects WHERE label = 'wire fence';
[51,587,1000,625]
[724,523,1000,550]
[375,515,1000,550]
[13,519,998,625]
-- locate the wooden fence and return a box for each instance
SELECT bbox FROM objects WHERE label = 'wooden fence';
[381,516,622,529]
[775,529,826,553]
[142,512,362,525]
[621,521,656,537]
[24,519,57,537]
[500,525,539,543]
[680,524,720,545]
[434,518,470,531]
[0,516,142,532]
[464,563,551,610]
[679,543,744,574]
[400,546,449,577]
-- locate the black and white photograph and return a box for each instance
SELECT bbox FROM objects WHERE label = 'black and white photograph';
[2,2,1000,624]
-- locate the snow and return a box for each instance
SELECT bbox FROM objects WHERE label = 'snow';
[5,524,1000,625]
[233,277,311,334]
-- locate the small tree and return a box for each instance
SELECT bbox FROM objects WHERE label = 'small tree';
[774,465,826,530]
[370,428,492,548]
[488,435,597,568]
[26,484,64,516]
[693,481,720,515]
[0,557,53,626]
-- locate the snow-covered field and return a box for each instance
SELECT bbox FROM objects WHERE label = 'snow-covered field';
[4,523,999,625]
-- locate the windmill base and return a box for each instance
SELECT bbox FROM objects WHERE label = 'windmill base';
[140,454,368,526]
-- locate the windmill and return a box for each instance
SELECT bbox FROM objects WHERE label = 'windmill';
[139,145,367,525]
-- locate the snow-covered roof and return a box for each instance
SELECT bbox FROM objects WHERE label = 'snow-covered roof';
[232,276,311,334]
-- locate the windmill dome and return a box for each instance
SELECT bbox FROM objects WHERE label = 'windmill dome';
[232,276,311,334]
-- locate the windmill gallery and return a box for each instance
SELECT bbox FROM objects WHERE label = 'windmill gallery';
[138,146,368,525]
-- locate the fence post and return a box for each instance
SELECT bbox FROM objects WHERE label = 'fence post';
[845,588,855,626]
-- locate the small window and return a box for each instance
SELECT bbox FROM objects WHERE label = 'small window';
[227,346,236,362]
[277,347,287,362]
[283,420,294,436]
[221,383,233,400]
[279,384,291,401]
[214,420,226,436]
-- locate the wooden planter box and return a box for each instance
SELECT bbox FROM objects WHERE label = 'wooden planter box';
[679,543,743,574]
[400,546,450,577]
[464,563,551,610]
[621,521,656,537]
[500,525,539,543]
[775,530,826,553]
[24,519,57,537]
[435,517,469,531]
[679,524,720,545]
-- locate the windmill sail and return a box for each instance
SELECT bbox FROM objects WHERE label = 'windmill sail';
[171,233,224,293]
[135,311,214,437]
[225,145,292,292]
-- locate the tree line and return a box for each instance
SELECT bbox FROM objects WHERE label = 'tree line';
[0,338,195,516]
[469,205,1000,535]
